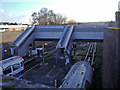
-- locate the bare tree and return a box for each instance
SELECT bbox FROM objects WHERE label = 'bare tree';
[31,8,67,25]
[31,12,38,25]
[56,14,67,25]
[67,19,76,25]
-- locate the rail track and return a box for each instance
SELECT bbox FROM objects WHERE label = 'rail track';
[17,42,57,79]
[84,42,96,65]
[18,42,97,88]
[59,42,97,88]
[39,42,97,87]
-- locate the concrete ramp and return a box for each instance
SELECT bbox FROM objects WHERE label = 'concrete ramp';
[10,26,35,56]
[56,25,74,51]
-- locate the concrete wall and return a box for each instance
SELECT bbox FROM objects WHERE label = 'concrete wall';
[103,27,120,88]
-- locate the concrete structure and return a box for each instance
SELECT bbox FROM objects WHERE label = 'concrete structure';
[103,7,120,87]
[103,26,120,88]
[9,25,107,57]
[0,44,4,60]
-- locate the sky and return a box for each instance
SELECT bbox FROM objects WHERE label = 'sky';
[0,0,120,24]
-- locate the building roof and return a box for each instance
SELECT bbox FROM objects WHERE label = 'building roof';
[0,25,28,28]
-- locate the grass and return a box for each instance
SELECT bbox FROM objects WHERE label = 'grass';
[1,31,22,44]
[76,50,86,56]
[2,77,14,82]
[7,83,16,88]
[75,44,87,61]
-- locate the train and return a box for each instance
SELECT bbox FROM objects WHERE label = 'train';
[56,46,66,66]
[0,56,25,77]
[56,42,76,66]
[59,61,93,88]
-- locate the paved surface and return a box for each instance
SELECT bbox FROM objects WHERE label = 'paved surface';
[22,57,68,87]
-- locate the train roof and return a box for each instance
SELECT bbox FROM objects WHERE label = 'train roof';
[59,61,92,88]
[0,56,23,70]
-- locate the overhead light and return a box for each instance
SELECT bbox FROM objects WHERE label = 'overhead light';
[59,45,62,46]
[45,43,48,45]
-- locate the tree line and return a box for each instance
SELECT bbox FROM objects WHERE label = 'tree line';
[31,8,76,25]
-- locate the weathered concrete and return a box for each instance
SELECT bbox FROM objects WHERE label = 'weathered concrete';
[103,24,120,88]
[115,11,120,21]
